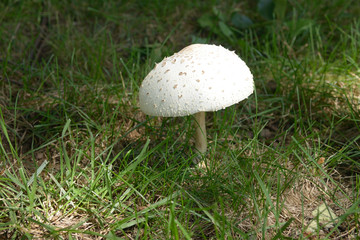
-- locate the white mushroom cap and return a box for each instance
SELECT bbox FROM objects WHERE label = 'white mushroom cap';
[139,44,254,117]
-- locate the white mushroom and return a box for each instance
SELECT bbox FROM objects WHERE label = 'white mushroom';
[139,44,254,153]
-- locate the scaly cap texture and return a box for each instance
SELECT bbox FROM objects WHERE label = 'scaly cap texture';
[139,44,254,117]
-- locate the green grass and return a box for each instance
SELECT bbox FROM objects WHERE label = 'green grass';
[1,0,360,239]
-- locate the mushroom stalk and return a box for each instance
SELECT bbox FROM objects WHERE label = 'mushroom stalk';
[194,111,207,153]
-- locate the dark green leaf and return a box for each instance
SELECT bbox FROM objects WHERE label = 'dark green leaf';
[231,13,253,29]
[218,21,233,38]
[198,14,215,29]
[258,0,275,20]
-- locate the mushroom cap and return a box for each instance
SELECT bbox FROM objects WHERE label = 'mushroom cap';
[139,44,254,117]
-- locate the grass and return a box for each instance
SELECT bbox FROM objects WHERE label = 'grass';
[1,0,360,239]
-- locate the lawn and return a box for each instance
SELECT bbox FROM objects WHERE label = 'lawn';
[1,0,360,239]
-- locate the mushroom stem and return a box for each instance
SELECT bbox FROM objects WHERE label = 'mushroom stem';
[194,111,207,153]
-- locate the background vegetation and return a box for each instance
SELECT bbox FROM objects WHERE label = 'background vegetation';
[1,0,359,239]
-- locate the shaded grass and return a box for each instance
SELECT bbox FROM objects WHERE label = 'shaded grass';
[1,0,360,239]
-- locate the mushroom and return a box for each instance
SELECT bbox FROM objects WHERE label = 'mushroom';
[139,44,254,153]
